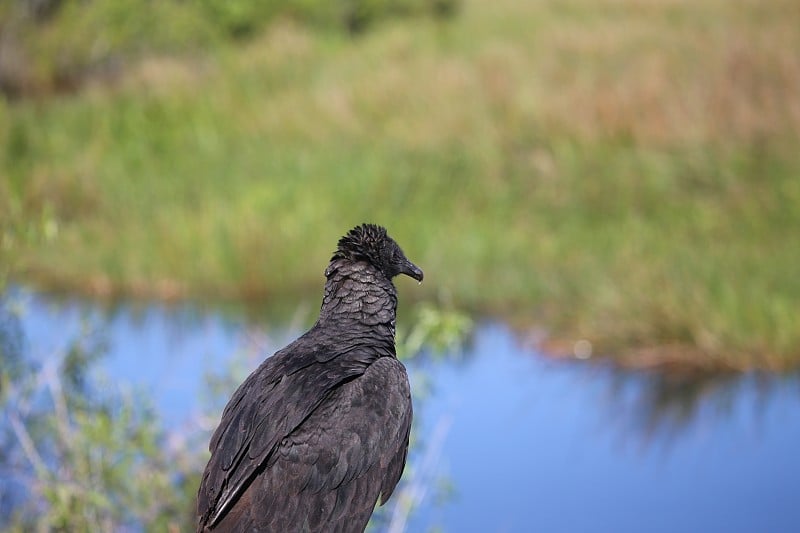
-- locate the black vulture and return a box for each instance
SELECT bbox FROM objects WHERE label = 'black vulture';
[197,224,423,532]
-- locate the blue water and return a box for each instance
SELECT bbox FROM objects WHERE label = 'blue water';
[7,289,800,532]
[405,328,800,533]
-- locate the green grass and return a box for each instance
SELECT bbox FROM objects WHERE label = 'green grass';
[2,0,800,370]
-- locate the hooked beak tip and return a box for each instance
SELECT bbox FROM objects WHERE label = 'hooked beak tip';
[404,262,424,283]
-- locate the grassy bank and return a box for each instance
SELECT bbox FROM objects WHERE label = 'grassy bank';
[2,0,799,370]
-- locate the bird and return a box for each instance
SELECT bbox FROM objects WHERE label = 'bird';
[197,223,423,533]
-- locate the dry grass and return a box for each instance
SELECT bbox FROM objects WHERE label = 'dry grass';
[81,0,800,151]
[460,0,800,146]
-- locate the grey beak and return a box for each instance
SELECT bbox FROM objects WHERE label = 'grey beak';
[401,260,424,283]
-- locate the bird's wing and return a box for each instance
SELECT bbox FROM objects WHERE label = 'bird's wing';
[196,333,379,529]
[285,356,412,498]
[221,356,413,532]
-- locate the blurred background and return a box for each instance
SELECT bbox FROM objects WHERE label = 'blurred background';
[1,0,799,531]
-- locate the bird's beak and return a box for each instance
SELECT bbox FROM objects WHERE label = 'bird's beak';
[400,260,424,283]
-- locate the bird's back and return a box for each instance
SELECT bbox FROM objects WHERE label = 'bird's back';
[210,356,411,533]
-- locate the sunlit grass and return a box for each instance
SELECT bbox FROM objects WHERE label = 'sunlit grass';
[2,0,799,370]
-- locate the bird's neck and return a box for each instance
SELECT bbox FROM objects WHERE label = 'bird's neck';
[318,261,398,341]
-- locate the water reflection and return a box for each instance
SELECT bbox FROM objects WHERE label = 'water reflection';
[3,288,800,532]
[603,367,800,449]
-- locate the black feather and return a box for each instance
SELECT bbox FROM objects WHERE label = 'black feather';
[197,224,421,533]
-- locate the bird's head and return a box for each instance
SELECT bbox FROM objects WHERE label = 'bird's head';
[330,224,424,283]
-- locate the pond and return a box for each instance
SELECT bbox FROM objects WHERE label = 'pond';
[4,288,800,532]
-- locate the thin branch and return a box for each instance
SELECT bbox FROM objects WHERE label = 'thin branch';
[387,414,452,533]
[45,364,74,446]
[7,411,50,480]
